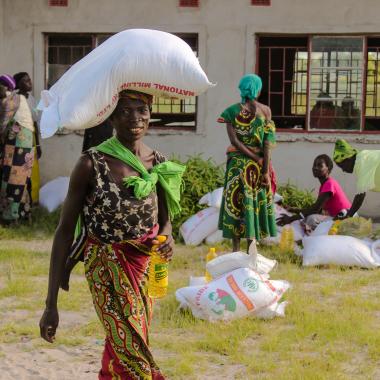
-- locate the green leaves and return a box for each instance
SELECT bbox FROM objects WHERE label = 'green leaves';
[170,155,225,240]
[277,182,316,209]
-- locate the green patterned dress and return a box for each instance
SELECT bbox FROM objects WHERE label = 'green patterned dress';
[218,103,277,240]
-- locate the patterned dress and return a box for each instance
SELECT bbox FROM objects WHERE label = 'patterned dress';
[218,103,277,240]
[83,149,166,380]
[0,93,35,221]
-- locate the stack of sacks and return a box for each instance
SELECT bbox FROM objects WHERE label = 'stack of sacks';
[176,244,290,321]
[181,187,286,245]
[38,29,215,138]
[180,187,223,245]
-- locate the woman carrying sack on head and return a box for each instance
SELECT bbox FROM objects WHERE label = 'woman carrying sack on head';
[39,90,185,380]
[217,74,277,253]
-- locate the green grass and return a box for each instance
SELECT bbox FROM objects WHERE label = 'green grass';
[1,241,380,379]
[0,206,60,240]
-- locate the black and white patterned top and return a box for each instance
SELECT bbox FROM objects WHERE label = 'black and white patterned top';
[83,149,166,243]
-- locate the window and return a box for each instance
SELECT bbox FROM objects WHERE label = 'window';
[45,33,198,130]
[151,34,198,130]
[179,0,199,7]
[45,34,111,88]
[251,0,271,5]
[48,0,68,6]
[258,36,308,130]
[257,35,380,132]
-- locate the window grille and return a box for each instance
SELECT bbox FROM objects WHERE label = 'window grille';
[179,0,199,7]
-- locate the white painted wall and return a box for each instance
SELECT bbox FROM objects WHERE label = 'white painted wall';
[1,0,380,216]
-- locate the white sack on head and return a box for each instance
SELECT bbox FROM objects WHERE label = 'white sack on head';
[302,235,380,268]
[180,207,219,245]
[39,29,215,138]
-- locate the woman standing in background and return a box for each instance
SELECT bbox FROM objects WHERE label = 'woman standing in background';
[218,74,277,253]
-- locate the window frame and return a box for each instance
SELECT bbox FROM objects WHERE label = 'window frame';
[256,33,380,134]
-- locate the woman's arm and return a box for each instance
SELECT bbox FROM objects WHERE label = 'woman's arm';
[226,123,262,164]
[277,192,332,226]
[344,192,366,218]
[155,183,174,261]
[39,154,93,343]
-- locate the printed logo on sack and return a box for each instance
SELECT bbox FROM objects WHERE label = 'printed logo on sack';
[243,278,259,292]
[208,289,237,315]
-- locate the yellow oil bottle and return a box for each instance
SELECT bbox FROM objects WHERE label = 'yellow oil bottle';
[279,226,294,253]
[205,247,217,282]
[148,235,168,299]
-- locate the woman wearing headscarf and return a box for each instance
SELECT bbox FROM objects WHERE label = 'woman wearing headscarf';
[333,139,380,218]
[39,90,185,379]
[13,72,42,205]
[217,74,277,253]
[0,73,35,222]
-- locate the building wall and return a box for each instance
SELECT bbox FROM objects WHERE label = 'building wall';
[1,0,380,216]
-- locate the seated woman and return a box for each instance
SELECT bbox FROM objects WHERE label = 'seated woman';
[277,154,352,231]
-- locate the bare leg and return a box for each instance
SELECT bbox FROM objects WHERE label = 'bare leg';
[232,237,240,252]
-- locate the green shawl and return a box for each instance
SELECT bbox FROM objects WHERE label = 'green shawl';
[96,137,186,219]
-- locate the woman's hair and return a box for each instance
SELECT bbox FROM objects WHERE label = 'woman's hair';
[13,72,29,89]
[238,74,262,103]
[315,154,333,172]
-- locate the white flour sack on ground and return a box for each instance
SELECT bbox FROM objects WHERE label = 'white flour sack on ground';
[39,176,70,212]
[180,207,219,245]
[38,29,215,138]
[206,248,277,279]
[175,268,290,321]
[302,235,380,268]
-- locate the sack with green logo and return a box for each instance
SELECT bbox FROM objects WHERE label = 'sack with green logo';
[176,268,290,321]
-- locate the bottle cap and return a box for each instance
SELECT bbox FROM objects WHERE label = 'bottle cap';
[156,235,167,243]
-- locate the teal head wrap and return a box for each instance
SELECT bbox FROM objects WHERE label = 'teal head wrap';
[238,74,263,103]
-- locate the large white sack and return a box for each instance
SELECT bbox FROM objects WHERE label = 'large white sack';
[180,207,219,245]
[39,177,70,212]
[205,229,225,244]
[310,220,334,236]
[198,187,223,209]
[175,268,289,321]
[206,248,277,279]
[39,29,215,138]
[302,235,380,268]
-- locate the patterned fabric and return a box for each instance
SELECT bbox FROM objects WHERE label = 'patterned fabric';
[84,235,165,380]
[119,90,153,106]
[83,149,166,243]
[0,92,34,221]
[218,103,277,239]
[333,139,358,163]
[0,92,20,136]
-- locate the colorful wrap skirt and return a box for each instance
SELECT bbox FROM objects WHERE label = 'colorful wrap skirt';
[84,232,165,380]
[218,153,277,240]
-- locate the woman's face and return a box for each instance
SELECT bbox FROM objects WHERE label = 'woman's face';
[110,96,150,143]
[312,157,329,178]
[18,75,32,93]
